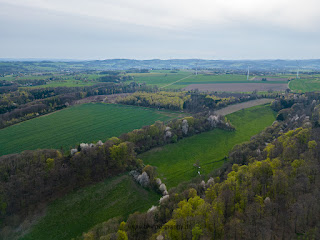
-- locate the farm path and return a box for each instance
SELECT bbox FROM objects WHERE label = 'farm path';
[214,98,274,116]
[160,74,193,89]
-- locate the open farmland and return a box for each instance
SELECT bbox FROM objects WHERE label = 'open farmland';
[130,71,191,88]
[289,77,320,92]
[140,104,276,189]
[128,72,291,91]
[0,103,183,156]
[20,174,160,240]
[1,72,103,88]
[183,83,289,92]
[131,72,250,89]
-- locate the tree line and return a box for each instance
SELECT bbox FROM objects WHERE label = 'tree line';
[117,91,276,113]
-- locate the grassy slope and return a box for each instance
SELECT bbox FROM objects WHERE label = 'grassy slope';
[140,104,276,189]
[289,78,320,92]
[20,175,160,240]
[0,103,181,156]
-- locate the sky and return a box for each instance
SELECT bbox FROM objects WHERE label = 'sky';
[0,0,320,60]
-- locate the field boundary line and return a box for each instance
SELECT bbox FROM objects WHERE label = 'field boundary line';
[160,75,193,89]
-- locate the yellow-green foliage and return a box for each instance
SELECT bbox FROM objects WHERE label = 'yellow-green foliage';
[268,127,311,161]
[109,143,130,169]
[183,116,195,126]
[46,158,55,171]
[109,137,121,145]
[116,230,128,240]
[205,95,235,103]
[119,221,126,231]
[159,196,211,239]
[118,91,190,110]
[308,140,317,149]
[153,126,314,239]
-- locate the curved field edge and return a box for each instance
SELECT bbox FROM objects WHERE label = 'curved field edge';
[289,78,320,92]
[19,174,160,240]
[0,103,182,156]
[140,104,277,189]
[213,98,273,116]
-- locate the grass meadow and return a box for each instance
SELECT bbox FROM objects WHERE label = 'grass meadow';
[140,104,277,189]
[289,77,320,92]
[20,175,160,240]
[0,103,181,156]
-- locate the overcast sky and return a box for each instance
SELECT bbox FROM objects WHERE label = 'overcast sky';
[0,0,319,60]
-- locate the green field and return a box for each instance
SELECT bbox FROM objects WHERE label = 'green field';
[1,70,296,89]
[20,174,160,240]
[289,77,320,92]
[130,71,191,88]
[0,103,183,156]
[140,104,277,189]
[130,72,249,89]
[127,72,289,90]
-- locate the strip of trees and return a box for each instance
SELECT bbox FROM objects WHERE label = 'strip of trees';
[117,91,276,113]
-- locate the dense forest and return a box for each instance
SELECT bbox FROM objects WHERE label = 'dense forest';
[75,93,320,240]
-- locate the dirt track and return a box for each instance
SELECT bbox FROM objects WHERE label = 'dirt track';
[214,98,274,116]
[183,83,288,92]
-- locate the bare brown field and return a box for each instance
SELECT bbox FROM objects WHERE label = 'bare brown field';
[183,83,288,92]
[214,98,274,116]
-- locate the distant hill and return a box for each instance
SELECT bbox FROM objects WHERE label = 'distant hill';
[1,59,320,72]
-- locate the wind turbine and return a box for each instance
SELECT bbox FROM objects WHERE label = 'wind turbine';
[195,59,199,76]
[296,61,300,79]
